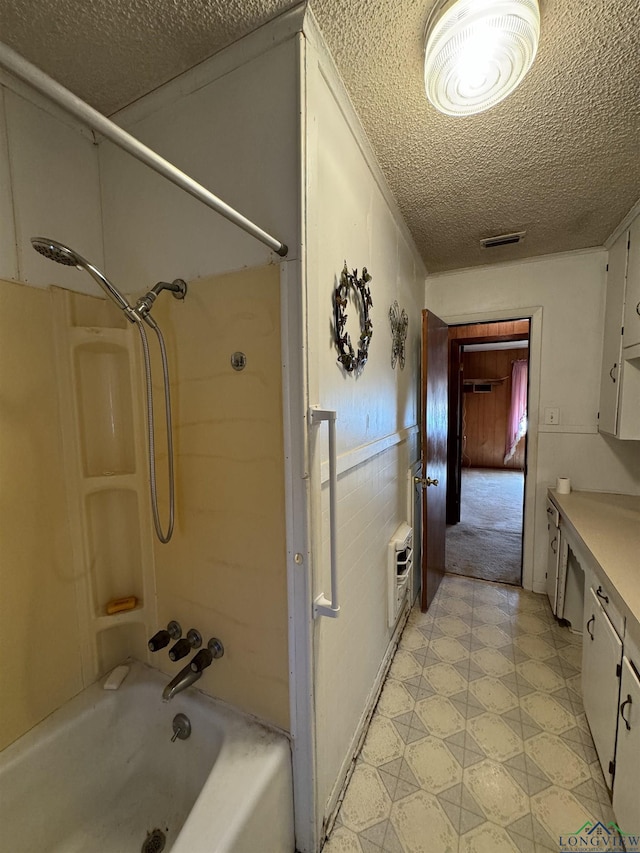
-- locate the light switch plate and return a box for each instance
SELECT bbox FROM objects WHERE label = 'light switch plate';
[544,407,560,425]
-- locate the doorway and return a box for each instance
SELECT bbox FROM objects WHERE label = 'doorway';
[446,319,530,586]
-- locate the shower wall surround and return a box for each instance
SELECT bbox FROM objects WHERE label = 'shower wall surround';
[97,27,299,731]
[0,280,83,751]
[0,78,122,750]
[150,266,289,729]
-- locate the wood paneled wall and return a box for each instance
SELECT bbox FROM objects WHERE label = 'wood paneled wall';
[449,319,530,342]
[462,348,528,470]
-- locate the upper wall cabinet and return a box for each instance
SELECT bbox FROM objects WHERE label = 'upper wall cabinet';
[599,219,640,440]
[623,217,640,351]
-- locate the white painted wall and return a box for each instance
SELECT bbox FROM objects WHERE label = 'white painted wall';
[0,80,103,293]
[99,20,301,293]
[303,15,426,836]
[426,249,640,594]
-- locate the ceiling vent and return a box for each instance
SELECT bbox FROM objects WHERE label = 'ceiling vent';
[480,231,526,249]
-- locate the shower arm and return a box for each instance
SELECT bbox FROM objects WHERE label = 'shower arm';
[0,41,288,258]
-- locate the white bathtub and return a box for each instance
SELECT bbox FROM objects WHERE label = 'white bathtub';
[0,661,294,853]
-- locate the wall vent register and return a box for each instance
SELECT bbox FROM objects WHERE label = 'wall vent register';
[388,523,413,627]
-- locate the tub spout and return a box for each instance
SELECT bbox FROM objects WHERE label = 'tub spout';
[162,662,202,701]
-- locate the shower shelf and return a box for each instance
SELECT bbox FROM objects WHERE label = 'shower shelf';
[52,287,156,683]
[94,605,147,632]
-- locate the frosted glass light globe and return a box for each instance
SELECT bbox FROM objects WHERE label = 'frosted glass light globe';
[424,0,540,116]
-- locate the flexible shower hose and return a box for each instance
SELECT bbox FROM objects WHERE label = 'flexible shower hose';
[133,314,175,544]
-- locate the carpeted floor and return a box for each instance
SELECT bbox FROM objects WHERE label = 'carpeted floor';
[446,468,524,586]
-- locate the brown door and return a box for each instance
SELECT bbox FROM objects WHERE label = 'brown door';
[420,310,448,611]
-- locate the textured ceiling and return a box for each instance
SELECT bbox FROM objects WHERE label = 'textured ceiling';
[0,0,638,271]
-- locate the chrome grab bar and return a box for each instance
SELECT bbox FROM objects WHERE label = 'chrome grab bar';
[310,408,340,619]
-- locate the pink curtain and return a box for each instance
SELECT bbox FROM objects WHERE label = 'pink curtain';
[505,359,528,463]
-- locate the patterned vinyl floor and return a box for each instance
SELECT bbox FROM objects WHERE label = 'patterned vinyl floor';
[323,574,614,853]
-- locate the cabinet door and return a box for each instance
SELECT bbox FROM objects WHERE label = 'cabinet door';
[612,657,640,829]
[582,588,622,788]
[546,519,560,614]
[623,217,640,350]
[599,229,628,436]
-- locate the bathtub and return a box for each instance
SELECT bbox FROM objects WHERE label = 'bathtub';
[0,660,294,853]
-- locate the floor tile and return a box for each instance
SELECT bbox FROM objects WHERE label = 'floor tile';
[414,694,466,738]
[325,576,612,853]
[525,733,590,789]
[404,736,463,793]
[390,790,458,853]
[361,716,406,767]
[340,763,392,833]
[466,713,524,761]
[376,679,415,719]
[464,760,530,825]
[323,825,364,852]
[469,677,519,714]
[459,821,521,852]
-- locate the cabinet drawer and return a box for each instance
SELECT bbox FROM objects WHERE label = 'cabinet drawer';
[590,581,624,638]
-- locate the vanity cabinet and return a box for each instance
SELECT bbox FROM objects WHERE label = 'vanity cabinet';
[599,219,640,440]
[612,657,640,831]
[582,586,622,789]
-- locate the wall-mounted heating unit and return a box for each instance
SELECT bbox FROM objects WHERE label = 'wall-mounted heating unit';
[388,522,413,627]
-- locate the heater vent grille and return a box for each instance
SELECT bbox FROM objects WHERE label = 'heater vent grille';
[480,231,526,249]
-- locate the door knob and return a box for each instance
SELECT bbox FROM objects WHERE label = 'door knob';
[414,476,439,487]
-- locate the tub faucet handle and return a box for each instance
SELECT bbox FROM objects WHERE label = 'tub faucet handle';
[148,630,170,652]
[148,620,182,652]
[190,648,213,672]
[169,628,202,662]
[190,638,224,672]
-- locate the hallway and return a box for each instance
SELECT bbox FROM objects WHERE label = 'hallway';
[324,574,612,853]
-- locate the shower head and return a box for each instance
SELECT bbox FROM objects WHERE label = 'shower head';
[31,236,135,318]
[31,238,79,266]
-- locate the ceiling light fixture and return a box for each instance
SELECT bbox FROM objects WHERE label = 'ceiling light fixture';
[424,0,540,117]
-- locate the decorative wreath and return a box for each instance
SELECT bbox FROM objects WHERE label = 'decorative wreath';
[389,300,409,370]
[333,262,373,374]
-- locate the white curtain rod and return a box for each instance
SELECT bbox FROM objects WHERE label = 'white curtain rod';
[0,40,288,257]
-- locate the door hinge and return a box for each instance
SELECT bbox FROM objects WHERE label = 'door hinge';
[609,759,616,776]
[622,327,624,336]
[606,263,609,272]
[616,663,622,678]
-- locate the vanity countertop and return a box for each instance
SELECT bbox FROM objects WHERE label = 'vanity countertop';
[548,489,640,636]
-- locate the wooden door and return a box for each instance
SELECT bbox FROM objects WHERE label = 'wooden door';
[420,310,448,611]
